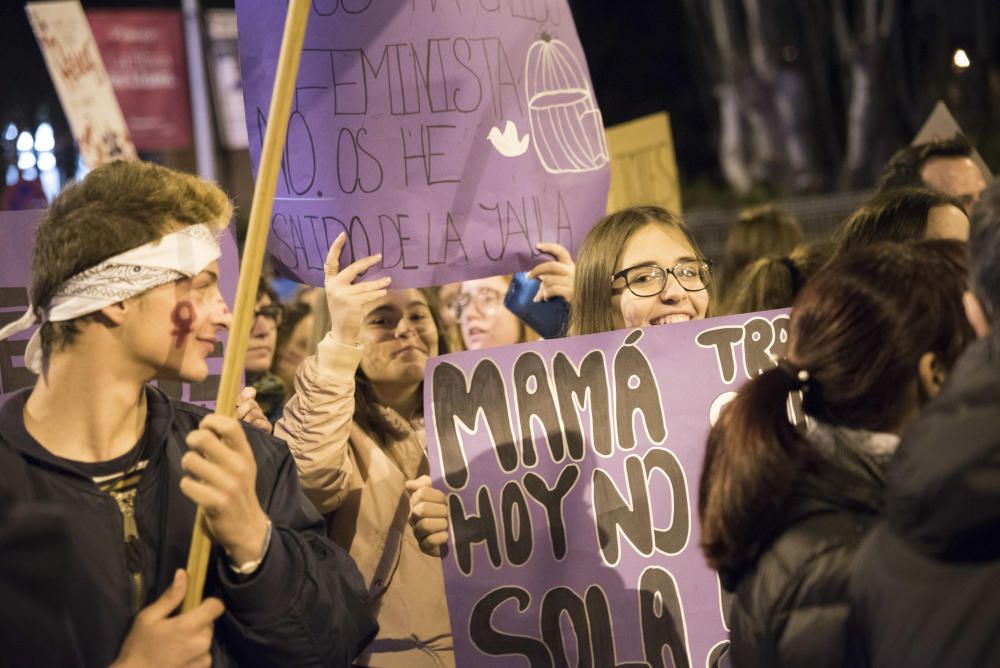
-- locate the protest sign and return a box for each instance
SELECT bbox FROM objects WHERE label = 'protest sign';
[605,112,682,214]
[236,0,611,288]
[0,210,241,408]
[426,310,795,666]
[26,1,138,168]
[87,9,193,151]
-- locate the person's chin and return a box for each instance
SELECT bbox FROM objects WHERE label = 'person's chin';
[244,354,273,374]
[390,361,425,383]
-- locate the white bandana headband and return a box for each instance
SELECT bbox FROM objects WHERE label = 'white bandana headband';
[0,224,222,373]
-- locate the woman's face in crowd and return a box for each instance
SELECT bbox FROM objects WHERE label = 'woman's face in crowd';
[458,277,522,350]
[611,223,710,329]
[925,204,969,242]
[245,294,279,373]
[359,289,440,386]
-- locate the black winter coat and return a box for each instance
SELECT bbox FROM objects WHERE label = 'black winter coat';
[850,336,1000,668]
[722,423,890,668]
[0,385,378,667]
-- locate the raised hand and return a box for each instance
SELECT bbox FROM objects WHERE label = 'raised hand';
[323,232,392,345]
[528,242,575,304]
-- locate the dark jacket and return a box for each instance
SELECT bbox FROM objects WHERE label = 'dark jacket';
[0,385,378,667]
[722,423,892,668]
[850,336,1000,668]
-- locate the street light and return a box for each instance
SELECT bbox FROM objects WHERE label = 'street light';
[953,49,971,70]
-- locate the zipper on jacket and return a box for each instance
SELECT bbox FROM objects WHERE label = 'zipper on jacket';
[109,489,143,613]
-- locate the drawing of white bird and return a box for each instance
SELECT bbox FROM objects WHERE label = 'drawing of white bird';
[487,120,530,158]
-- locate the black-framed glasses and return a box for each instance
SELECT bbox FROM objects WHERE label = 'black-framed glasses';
[612,260,713,297]
[254,303,284,327]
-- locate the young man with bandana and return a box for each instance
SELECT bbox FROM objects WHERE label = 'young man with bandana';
[0,161,377,666]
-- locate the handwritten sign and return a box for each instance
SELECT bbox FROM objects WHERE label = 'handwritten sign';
[26,1,137,168]
[605,112,682,214]
[236,0,610,288]
[0,210,240,408]
[426,310,795,666]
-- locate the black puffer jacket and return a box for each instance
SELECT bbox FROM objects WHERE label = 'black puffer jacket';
[0,385,378,667]
[850,336,1000,668]
[723,423,892,668]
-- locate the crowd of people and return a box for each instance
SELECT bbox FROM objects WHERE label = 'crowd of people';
[0,133,996,667]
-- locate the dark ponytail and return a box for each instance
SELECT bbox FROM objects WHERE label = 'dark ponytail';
[699,365,812,576]
[698,239,973,579]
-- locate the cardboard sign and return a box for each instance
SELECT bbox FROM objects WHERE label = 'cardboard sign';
[87,9,193,151]
[425,310,794,666]
[605,112,682,214]
[912,101,992,179]
[235,0,610,288]
[0,210,241,408]
[26,1,138,168]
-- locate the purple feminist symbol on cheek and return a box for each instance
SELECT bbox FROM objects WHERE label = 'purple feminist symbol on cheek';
[171,301,196,349]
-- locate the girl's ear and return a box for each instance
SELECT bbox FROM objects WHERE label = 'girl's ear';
[963,291,991,338]
[98,301,129,326]
[917,352,945,399]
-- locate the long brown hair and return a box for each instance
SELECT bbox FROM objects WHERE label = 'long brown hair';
[569,206,711,336]
[699,240,973,576]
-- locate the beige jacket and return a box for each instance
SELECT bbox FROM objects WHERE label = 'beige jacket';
[275,335,454,667]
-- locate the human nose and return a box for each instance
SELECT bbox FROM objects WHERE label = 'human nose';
[462,296,484,320]
[395,317,417,339]
[213,293,233,330]
[250,314,270,336]
[658,270,686,303]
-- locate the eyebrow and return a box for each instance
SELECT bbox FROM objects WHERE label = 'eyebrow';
[624,256,699,269]
[368,305,400,317]
[191,270,219,285]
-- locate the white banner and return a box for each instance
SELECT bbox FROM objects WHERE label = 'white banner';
[26,0,137,168]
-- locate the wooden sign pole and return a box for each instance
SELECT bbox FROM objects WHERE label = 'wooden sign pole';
[182,0,311,612]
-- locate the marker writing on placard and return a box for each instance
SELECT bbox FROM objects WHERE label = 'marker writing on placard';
[311,37,521,119]
[480,192,574,261]
[469,568,692,668]
[433,330,665,490]
[697,314,805,425]
[310,0,373,16]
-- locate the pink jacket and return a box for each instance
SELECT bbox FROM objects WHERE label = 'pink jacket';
[275,336,454,667]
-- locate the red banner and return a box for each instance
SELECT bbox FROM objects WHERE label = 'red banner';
[87,9,193,151]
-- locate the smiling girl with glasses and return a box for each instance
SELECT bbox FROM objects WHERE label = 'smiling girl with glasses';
[569,206,714,335]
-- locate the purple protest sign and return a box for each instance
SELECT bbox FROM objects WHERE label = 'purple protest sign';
[236,0,610,288]
[0,209,241,408]
[425,310,794,666]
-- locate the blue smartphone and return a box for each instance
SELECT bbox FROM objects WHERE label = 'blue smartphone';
[504,272,570,339]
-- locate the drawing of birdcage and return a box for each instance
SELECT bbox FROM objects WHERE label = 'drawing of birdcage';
[525,33,609,174]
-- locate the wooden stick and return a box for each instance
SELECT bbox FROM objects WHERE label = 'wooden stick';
[182,0,311,612]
